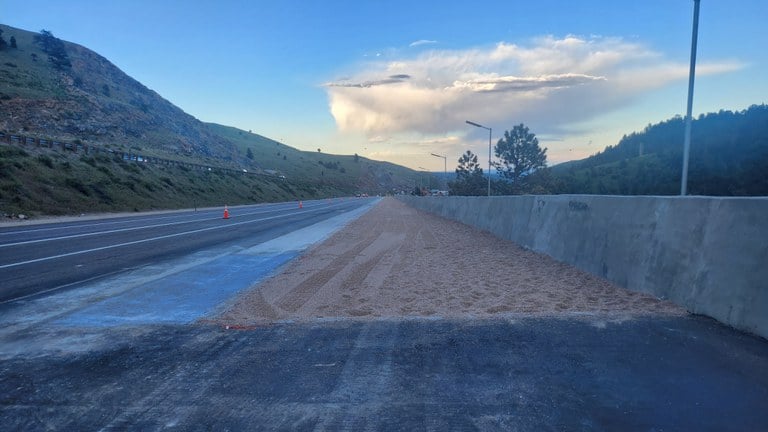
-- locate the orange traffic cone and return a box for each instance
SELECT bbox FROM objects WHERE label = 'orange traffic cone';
[223,205,230,219]
[298,201,303,209]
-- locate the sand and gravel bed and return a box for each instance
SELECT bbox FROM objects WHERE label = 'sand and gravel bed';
[215,198,685,326]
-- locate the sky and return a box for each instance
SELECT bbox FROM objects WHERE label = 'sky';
[3,0,767,171]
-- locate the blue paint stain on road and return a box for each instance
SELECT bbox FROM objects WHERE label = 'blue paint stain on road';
[56,252,297,327]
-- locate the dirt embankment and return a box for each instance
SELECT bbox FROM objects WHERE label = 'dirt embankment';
[216,198,684,325]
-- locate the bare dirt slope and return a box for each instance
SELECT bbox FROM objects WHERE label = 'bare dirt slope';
[216,198,684,325]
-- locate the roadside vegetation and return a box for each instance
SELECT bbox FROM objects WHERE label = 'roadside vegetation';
[0,143,352,218]
[449,105,768,196]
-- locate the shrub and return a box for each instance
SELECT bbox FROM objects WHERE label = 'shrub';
[37,155,54,168]
[65,178,90,196]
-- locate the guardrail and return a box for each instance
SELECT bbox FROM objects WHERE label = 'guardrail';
[0,131,280,178]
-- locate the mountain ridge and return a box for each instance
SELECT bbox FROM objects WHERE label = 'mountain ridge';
[550,104,768,196]
[0,24,418,217]
[0,24,240,161]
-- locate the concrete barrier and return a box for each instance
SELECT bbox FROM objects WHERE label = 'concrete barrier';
[397,195,768,338]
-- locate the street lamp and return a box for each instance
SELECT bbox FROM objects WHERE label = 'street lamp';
[466,120,492,197]
[430,153,447,191]
[418,166,430,191]
[681,0,701,196]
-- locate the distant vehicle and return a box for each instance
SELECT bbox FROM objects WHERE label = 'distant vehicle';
[242,169,248,173]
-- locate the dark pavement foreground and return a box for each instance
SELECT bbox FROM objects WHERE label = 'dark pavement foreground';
[2,315,767,431]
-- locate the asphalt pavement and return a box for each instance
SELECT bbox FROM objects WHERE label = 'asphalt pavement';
[1,316,767,431]
[0,198,374,302]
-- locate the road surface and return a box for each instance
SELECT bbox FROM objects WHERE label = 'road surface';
[0,198,375,303]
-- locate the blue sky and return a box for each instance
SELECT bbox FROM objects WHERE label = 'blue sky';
[3,0,767,170]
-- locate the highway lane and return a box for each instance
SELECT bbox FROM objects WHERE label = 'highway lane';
[0,198,376,303]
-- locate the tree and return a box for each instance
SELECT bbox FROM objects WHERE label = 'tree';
[456,150,483,179]
[246,147,254,160]
[33,29,71,70]
[10,36,17,49]
[494,123,547,186]
[449,150,486,195]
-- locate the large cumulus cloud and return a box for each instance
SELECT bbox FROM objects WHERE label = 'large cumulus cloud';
[324,35,742,138]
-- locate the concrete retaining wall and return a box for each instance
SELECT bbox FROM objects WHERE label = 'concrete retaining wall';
[397,195,768,338]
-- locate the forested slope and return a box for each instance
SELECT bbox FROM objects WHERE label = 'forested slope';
[552,105,768,196]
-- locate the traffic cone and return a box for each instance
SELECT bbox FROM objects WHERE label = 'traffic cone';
[298,201,303,209]
[223,205,230,219]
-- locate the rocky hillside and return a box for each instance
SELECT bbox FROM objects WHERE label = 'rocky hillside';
[0,24,421,217]
[0,24,238,161]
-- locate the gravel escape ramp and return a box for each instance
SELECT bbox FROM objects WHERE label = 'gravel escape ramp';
[215,197,683,326]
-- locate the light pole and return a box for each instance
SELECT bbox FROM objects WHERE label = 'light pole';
[466,120,492,197]
[418,166,430,192]
[681,0,701,196]
[430,153,447,191]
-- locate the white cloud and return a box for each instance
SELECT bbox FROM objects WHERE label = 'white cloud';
[324,35,744,164]
[410,39,438,47]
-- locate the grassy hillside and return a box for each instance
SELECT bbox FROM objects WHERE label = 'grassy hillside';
[0,24,238,160]
[208,123,419,194]
[0,24,420,217]
[0,143,347,218]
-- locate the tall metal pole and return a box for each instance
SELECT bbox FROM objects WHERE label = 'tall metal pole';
[487,127,492,197]
[466,120,492,197]
[418,166,429,191]
[681,0,701,196]
[430,153,447,190]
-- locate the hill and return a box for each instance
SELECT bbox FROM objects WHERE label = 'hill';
[0,25,237,161]
[551,105,768,196]
[207,123,421,195]
[0,24,418,217]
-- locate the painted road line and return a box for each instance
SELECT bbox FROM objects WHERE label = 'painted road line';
[0,203,315,248]
[0,204,339,269]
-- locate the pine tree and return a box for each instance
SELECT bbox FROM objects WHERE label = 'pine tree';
[494,123,547,184]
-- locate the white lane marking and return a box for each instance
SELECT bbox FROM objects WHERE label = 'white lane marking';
[0,201,310,237]
[0,199,375,306]
[0,211,218,235]
[0,203,318,248]
[0,202,350,269]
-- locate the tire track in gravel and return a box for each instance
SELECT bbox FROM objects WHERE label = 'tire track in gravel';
[274,231,378,313]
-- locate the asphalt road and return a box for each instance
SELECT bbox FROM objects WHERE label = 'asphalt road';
[2,316,767,431]
[0,198,374,303]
